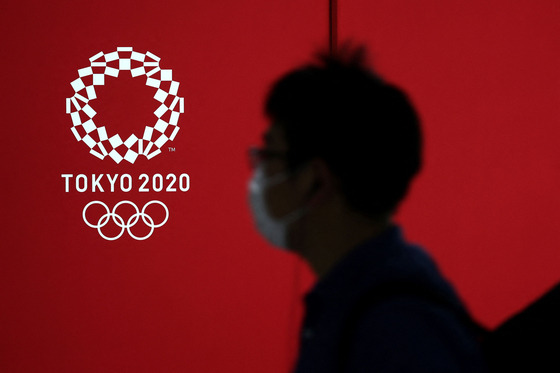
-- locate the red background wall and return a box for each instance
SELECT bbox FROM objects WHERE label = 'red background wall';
[1,0,559,372]
[338,0,560,327]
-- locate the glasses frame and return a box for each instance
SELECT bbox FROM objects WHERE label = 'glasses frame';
[248,146,287,169]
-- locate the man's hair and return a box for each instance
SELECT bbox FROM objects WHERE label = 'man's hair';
[264,46,422,217]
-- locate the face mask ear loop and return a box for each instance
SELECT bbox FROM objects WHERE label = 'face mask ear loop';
[288,160,324,210]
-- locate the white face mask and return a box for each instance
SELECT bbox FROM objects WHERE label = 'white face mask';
[248,166,306,249]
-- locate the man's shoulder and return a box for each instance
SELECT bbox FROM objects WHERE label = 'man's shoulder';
[343,295,486,372]
[297,228,487,372]
[335,228,486,372]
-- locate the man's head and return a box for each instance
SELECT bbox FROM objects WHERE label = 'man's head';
[262,47,422,219]
[248,46,422,263]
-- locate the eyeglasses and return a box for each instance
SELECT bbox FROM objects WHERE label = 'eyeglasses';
[248,146,287,169]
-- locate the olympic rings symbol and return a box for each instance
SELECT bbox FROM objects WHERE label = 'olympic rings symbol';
[83,200,169,241]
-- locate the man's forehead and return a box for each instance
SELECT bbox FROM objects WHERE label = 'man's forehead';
[262,123,286,148]
[262,130,273,144]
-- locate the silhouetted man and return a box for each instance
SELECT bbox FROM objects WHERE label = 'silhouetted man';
[248,46,486,372]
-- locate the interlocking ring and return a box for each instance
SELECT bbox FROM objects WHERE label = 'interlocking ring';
[83,200,169,240]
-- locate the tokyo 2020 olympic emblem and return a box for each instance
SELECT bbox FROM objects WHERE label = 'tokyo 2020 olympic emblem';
[65,47,184,163]
[83,200,169,241]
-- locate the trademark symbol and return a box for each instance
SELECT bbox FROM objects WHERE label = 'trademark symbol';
[168,147,176,152]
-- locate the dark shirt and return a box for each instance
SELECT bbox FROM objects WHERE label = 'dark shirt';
[293,225,486,373]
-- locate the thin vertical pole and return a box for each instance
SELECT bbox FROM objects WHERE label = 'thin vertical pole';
[329,0,338,54]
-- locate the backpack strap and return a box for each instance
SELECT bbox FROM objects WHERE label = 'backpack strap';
[481,282,560,372]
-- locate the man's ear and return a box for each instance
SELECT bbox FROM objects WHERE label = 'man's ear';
[297,158,336,207]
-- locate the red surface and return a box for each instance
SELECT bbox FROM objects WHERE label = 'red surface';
[2,0,560,372]
[1,1,322,371]
[339,0,560,328]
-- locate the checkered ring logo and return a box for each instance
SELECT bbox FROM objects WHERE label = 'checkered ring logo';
[65,47,184,164]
